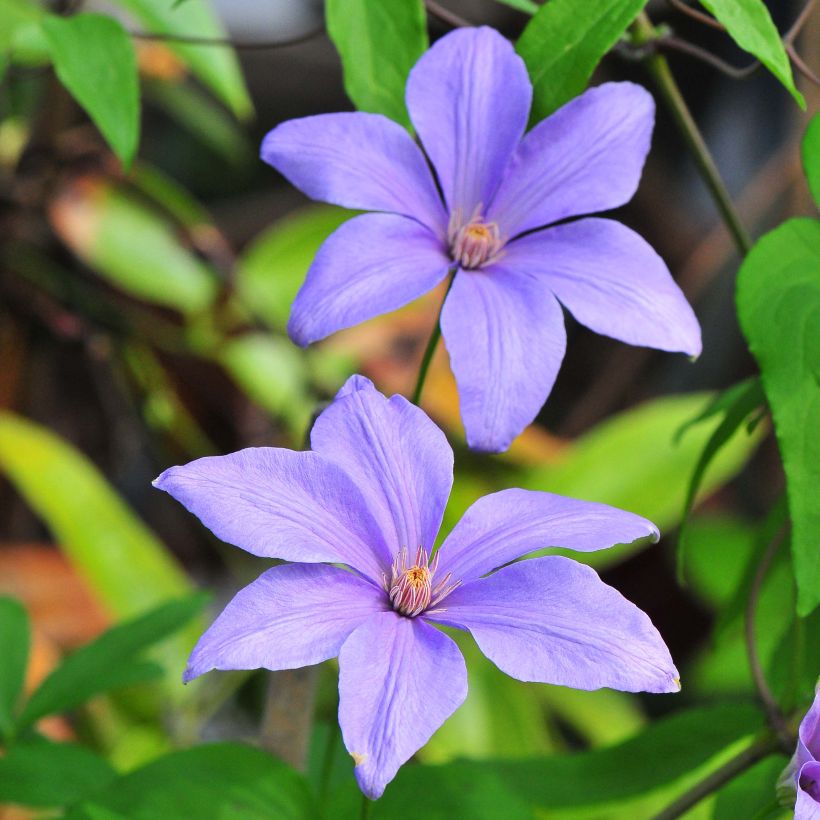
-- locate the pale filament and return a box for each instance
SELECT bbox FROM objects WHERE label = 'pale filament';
[385,546,460,617]
[447,205,504,270]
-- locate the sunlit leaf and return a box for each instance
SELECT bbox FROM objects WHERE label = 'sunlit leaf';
[517,0,647,122]
[236,206,351,330]
[18,595,205,730]
[326,0,427,128]
[698,0,804,108]
[736,218,820,615]
[49,178,218,315]
[111,0,252,119]
[0,596,29,739]
[0,738,116,807]
[66,743,315,819]
[0,413,195,687]
[42,14,139,167]
[802,112,820,210]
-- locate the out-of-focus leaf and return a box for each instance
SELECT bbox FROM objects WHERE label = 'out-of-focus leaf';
[493,0,539,13]
[218,333,312,437]
[111,0,252,119]
[42,14,139,167]
[0,738,116,807]
[236,206,351,331]
[66,744,315,819]
[17,595,205,730]
[713,753,788,819]
[506,392,766,569]
[49,178,218,315]
[516,0,647,122]
[736,218,820,615]
[145,79,253,166]
[0,412,193,641]
[803,112,820,210]
[381,704,762,813]
[0,596,29,739]
[326,0,427,128]
[698,0,804,108]
[0,0,41,76]
[677,378,765,579]
[129,163,211,230]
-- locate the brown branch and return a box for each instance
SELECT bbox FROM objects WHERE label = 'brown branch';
[787,43,820,86]
[129,23,324,50]
[659,35,760,79]
[786,0,818,43]
[424,0,471,28]
[666,0,726,31]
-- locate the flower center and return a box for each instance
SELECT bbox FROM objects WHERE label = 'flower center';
[448,207,503,270]
[386,546,460,617]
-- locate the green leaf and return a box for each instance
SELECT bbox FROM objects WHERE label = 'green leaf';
[698,0,805,108]
[0,738,116,807]
[18,595,205,730]
[505,392,766,570]
[110,0,251,119]
[493,0,539,14]
[51,181,218,315]
[802,112,820,210]
[516,0,647,122]
[0,596,29,739]
[41,14,139,167]
[713,755,789,820]
[677,378,765,579]
[736,218,820,615]
[236,206,352,330]
[386,704,762,812]
[326,0,427,127]
[0,412,193,643]
[66,743,315,819]
[218,333,312,436]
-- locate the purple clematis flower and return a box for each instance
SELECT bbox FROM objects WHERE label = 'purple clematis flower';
[155,375,679,799]
[781,687,820,818]
[261,26,701,453]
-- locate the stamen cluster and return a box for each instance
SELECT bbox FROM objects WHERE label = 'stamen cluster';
[385,546,460,617]
[448,206,503,270]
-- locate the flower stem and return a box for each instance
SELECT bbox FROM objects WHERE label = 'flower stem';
[650,733,784,820]
[411,273,455,406]
[745,522,793,751]
[632,12,754,256]
[360,795,373,820]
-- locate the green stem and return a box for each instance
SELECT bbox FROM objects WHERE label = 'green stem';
[650,733,783,820]
[411,273,455,406]
[318,719,340,810]
[632,12,754,256]
[360,794,373,820]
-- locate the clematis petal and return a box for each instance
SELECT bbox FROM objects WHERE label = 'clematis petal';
[427,556,679,694]
[311,376,453,556]
[184,563,388,682]
[338,611,467,799]
[440,266,566,453]
[405,26,531,219]
[487,82,655,238]
[797,762,820,819]
[261,112,446,233]
[288,213,451,347]
[436,488,658,583]
[800,688,820,759]
[154,448,392,582]
[503,218,702,356]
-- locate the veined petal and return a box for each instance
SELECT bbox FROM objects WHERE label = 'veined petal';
[800,688,820,759]
[184,564,388,682]
[797,762,820,819]
[427,556,679,694]
[441,266,566,453]
[487,83,654,238]
[154,448,391,582]
[436,488,659,583]
[406,27,531,219]
[338,611,467,799]
[261,112,446,233]
[311,376,453,557]
[288,213,450,347]
[504,219,702,356]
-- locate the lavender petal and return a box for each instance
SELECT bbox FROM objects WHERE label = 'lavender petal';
[338,611,467,799]
[184,563,388,682]
[427,556,680,694]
